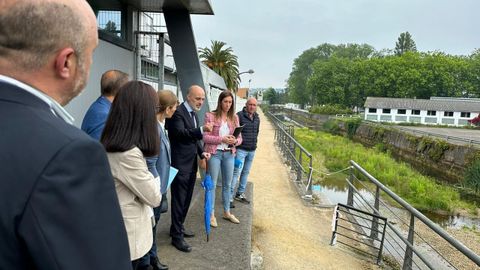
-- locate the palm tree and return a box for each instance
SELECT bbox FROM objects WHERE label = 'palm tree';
[199,40,239,90]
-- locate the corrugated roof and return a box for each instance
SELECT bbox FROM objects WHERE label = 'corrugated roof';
[364,97,480,112]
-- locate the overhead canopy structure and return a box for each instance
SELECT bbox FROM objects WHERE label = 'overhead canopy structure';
[88,0,213,14]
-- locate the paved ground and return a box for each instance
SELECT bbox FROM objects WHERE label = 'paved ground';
[152,108,378,269]
[155,181,253,270]
[394,126,480,146]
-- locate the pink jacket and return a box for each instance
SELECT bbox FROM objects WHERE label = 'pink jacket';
[203,112,243,154]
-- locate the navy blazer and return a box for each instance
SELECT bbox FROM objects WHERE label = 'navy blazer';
[165,102,204,172]
[0,82,131,270]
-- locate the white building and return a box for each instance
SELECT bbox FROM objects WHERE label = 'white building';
[364,97,480,126]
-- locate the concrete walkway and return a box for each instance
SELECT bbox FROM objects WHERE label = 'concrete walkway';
[155,182,253,270]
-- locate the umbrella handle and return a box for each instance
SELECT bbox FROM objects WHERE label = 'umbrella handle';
[205,156,208,172]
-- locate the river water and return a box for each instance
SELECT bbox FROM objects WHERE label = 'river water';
[315,173,480,230]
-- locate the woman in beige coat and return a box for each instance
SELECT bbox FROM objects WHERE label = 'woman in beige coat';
[101,81,161,270]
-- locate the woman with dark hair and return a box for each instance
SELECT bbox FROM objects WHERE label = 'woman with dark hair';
[144,90,178,270]
[101,81,161,270]
[203,90,242,226]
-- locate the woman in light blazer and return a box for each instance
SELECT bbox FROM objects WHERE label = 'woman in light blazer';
[145,90,178,270]
[203,91,242,226]
[101,81,161,270]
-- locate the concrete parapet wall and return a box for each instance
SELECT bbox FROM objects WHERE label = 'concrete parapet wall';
[270,107,329,129]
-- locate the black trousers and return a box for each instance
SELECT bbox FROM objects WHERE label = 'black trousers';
[169,161,197,241]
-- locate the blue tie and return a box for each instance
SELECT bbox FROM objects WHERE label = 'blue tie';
[190,111,197,127]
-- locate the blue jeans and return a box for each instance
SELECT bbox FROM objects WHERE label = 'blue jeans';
[231,149,255,200]
[208,150,234,212]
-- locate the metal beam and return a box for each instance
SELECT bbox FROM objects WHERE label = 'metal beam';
[164,8,209,119]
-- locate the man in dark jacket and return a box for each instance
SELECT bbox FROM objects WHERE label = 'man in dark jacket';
[0,1,131,269]
[231,97,260,204]
[166,85,212,252]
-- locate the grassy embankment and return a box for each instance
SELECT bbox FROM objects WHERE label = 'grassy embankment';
[295,128,476,213]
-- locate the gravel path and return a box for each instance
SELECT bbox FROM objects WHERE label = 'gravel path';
[249,109,378,269]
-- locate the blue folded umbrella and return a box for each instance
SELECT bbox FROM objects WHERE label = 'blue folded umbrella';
[201,172,214,241]
[234,158,243,169]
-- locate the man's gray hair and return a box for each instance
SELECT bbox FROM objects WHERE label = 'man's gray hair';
[0,2,87,71]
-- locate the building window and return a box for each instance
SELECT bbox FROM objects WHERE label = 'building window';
[96,10,124,39]
[444,111,453,117]
[427,110,436,116]
[382,108,391,114]
[461,112,471,118]
[412,110,420,115]
[397,109,406,115]
[368,108,377,113]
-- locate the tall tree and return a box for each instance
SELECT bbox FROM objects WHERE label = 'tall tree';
[287,43,336,106]
[104,20,117,32]
[263,87,279,104]
[395,31,417,56]
[198,40,239,90]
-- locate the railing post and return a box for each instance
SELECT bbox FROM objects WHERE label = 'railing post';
[330,208,339,245]
[371,186,380,240]
[403,213,415,270]
[307,155,313,195]
[347,165,354,206]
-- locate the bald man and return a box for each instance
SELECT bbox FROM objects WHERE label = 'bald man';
[166,85,212,252]
[0,1,131,269]
[81,70,129,140]
[230,97,260,206]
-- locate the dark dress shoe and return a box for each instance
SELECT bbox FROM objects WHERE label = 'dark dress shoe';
[151,257,168,270]
[172,239,192,252]
[183,230,195,238]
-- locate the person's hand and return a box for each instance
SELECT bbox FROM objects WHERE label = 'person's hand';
[227,135,236,145]
[222,135,235,144]
[203,123,213,132]
[202,152,211,160]
[198,158,207,170]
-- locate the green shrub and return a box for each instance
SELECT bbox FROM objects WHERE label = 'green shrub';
[309,104,353,115]
[322,119,340,134]
[465,159,480,193]
[417,137,450,161]
[375,143,388,153]
[345,118,362,138]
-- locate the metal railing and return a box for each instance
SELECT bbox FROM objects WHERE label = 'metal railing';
[331,203,387,264]
[333,114,362,119]
[267,112,313,197]
[347,160,480,269]
[363,120,480,148]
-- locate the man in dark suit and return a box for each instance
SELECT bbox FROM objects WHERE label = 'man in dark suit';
[166,85,212,252]
[0,1,131,269]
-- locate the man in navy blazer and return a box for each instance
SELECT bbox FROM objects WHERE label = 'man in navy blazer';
[0,1,131,269]
[166,85,212,252]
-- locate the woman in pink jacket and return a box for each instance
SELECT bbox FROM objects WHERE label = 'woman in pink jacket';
[203,91,242,226]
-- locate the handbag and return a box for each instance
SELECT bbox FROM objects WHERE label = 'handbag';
[160,193,168,213]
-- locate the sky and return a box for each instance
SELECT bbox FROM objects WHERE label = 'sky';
[190,0,479,89]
